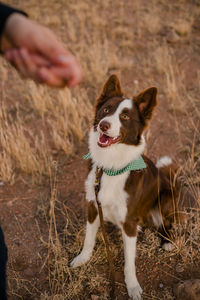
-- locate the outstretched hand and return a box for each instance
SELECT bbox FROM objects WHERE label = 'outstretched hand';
[1,13,82,87]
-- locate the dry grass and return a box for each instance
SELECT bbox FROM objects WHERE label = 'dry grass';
[0,64,92,183]
[0,0,199,299]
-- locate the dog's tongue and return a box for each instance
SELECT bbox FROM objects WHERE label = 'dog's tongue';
[98,133,120,147]
[99,134,111,144]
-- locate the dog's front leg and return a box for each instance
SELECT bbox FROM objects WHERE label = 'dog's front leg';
[70,205,99,268]
[122,229,142,300]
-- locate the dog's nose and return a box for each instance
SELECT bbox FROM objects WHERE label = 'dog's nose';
[100,121,110,132]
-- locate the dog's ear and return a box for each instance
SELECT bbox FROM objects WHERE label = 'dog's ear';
[134,87,157,121]
[96,75,123,109]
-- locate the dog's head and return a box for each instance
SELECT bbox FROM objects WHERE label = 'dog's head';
[93,74,157,148]
[89,75,157,169]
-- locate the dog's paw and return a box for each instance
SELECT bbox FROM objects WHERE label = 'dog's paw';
[162,242,175,251]
[127,283,143,300]
[70,253,90,268]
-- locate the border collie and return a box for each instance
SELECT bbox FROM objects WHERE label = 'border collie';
[71,75,183,300]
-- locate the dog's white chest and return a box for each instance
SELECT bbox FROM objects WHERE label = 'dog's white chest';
[99,172,129,226]
[85,166,129,227]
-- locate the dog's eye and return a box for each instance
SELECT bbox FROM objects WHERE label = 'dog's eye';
[104,107,110,113]
[121,114,130,120]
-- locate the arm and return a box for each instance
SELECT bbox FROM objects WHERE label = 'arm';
[0,3,27,39]
[0,4,82,87]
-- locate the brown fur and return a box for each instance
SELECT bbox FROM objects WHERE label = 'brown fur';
[88,201,98,224]
[88,75,183,245]
[94,75,157,146]
[95,75,123,112]
[123,155,183,239]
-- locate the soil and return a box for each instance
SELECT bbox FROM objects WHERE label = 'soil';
[1,86,199,300]
[0,0,200,299]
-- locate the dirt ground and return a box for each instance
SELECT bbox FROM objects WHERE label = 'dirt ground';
[0,0,199,299]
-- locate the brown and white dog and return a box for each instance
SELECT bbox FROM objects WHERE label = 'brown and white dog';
[71,75,182,300]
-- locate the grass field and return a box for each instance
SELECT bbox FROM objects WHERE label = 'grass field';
[0,0,199,299]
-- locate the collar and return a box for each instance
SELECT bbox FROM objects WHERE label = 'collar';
[83,152,146,176]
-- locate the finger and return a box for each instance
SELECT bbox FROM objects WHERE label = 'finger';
[67,62,82,87]
[19,48,37,79]
[4,49,12,60]
[45,59,82,88]
[33,27,69,64]
[46,66,72,80]
[54,53,83,85]
[38,67,66,87]
[59,55,82,87]
[4,50,20,71]
[30,53,51,67]
[6,49,28,78]
[27,25,82,85]
[35,30,81,69]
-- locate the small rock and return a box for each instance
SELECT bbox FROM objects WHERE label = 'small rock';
[166,29,180,43]
[0,181,5,186]
[159,283,164,288]
[162,242,175,251]
[134,79,139,85]
[173,279,200,300]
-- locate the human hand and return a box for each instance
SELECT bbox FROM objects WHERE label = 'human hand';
[1,13,82,87]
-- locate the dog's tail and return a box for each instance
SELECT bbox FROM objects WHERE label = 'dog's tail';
[156,156,172,168]
[156,156,197,209]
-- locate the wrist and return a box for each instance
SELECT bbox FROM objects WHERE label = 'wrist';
[1,13,27,53]
[1,13,22,52]
[0,3,27,53]
[4,13,27,40]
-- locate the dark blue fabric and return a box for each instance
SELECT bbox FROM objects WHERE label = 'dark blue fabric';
[0,225,7,300]
[0,4,27,298]
[0,3,27,37]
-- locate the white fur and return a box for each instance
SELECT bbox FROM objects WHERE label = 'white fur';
[86,164,129,227]
[70,218,100,268]
[122,232,142,300]
[89,98,145,170]
[71,166,130,268]
[150,208,163,228]
[89,130,145,170]
[156,156,172,168]
[71,98,145,299]
[98,171,129,226]
[98,99,132,138]
[85,165,96,202]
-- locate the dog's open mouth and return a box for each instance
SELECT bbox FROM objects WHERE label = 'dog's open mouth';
[98,133,121,147]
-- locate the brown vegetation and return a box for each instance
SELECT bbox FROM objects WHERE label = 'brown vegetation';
[0,0,199,299]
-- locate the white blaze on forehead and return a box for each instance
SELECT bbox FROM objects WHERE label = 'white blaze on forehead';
[98,98,132,138]
[115,98,133,113]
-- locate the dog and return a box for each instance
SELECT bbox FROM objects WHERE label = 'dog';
[70,75,183,300]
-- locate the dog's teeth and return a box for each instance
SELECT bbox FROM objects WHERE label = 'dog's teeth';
[98,139,109,145]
